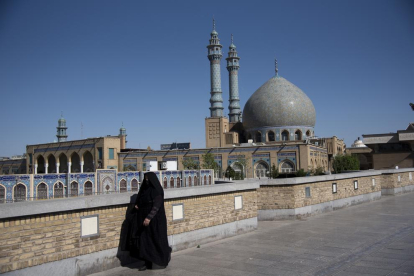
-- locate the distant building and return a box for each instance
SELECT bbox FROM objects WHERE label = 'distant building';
[346,137,373,170]
[362,123,414,169]
[0,156,26,175]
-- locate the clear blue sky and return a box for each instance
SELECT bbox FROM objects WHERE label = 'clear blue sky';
[1,0,413,156]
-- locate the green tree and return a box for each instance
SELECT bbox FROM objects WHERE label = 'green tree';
[182,158,200,170]
[225,166,236,179]
[332,154,360,174]
[201,152,219,171]
[295,168,307,177]
[271,163,279,179]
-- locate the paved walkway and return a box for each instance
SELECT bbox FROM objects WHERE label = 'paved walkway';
[92,193,414,276]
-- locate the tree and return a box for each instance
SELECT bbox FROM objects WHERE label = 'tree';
[201,152,219,171]
[295,168,307,177]
[225,166,236,179]
[332,154,360,174]
[182,158,199,170]
[235,156,251,179]
[271,163,279,179]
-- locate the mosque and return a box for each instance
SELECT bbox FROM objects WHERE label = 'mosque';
[0,21,346,180]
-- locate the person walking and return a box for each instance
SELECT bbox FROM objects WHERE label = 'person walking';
[130,172,171,271]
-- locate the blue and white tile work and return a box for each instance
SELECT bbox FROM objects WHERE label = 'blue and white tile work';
[277,153,297,167]
[0,169,214,203]
[252,154,270,168]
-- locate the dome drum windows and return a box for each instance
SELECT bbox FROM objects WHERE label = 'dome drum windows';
[281,130,289,141]
[267,131,275,142]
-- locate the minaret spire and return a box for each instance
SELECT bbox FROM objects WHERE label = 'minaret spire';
[56,114,68,142]
[207,18,224,117]
[226,34,241,122]
[275,58,278,77]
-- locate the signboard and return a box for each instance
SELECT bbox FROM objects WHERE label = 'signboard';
[160,142,191,150]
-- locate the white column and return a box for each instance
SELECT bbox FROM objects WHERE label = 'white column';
[34,164,38,175]
[80,161,84,173]
[45,163,49,174]
[68,162,72,173]
[56,163,60,174]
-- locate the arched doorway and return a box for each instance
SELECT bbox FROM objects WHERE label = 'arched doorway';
[70,182,78,197]
[47,155,56,173]
[231,162,244,179]
[170,177,174,188]
[209,175,212,185]
[280,160,295,173]
[163,177,168,189]
[37,156,45,174]
[54,182,64,198]
[37,183,48,199]
[194,176,198,186]
[306,130,311,137]
[120,179,127,193]
[204,175,207,185]
[188,176,192,187]
[83,151,94,172]
[255,131,262,142]
[254,161,269,178]
[131,179,139,191]
[84,181,93,196]
[71,153,80,173]
[14,184,26,202]
[281,130,289,141]
[268,131,275,142]
[59,153,68,173]
[177,177,181,188]
[295,130,302,141]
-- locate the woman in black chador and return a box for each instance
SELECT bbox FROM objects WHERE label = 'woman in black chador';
[130,172,171,270]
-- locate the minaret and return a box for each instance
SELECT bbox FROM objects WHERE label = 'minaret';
[56,113,68,142]
[119,123,127,150]
[226,34,241,122]
[207,19,224,117]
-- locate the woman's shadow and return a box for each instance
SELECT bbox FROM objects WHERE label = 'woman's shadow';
[116,193,145,268]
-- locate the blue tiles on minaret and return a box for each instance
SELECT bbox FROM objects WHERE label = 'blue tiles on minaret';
[207,19,224,117]
[56,114,68,142]
[226,34,241,122]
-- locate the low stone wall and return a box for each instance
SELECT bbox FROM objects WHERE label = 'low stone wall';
[381,168,414,195]
[257,171,383,220]
[0,183,258,275]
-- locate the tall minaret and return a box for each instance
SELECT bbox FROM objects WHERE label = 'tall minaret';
[207,19,224,117]
[226,34,241,122]
[119,123,127,150]
[56,113,68,142]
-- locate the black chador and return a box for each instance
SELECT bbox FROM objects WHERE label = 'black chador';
[129,172,171,269]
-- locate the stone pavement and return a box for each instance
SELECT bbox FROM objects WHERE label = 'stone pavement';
[91,192,414,276]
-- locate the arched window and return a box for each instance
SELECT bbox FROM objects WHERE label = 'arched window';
[170,177,174,188]
[71,153,80,173]
[70,182,78,197]
[282,130,289,141]
[59,153,68,173]
[37,156,45,174]
[0,185,5,203]
[254,162,269,178]
[194,176,198,186]
[204,175,207,186]
[188,176,192,187]
[306,130,311,137]
[295,130,302,140]
[37,183,48,200]
[83,151,94,172]
[255,131,262,142]
[247,133,252,140]
[268,131,275,142]
[177,177,181,188]
[163,177,168,189]
[84,181,93,196]
[131,179,139,192]
[120,179,127,193]
[54,182,64,198]
[47,154,56,173]
[280,161,295,173]
[209,175,212,185]
[14,184,26,202]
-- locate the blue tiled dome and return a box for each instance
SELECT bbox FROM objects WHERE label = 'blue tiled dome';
[243,76,316,130]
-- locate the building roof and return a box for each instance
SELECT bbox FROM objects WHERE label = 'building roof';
[242,76,316,130]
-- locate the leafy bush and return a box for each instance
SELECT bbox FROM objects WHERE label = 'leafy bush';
[295,169,307,177]
[225,166,236,179]
[271,164,279,179]
[333,154,360,174]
